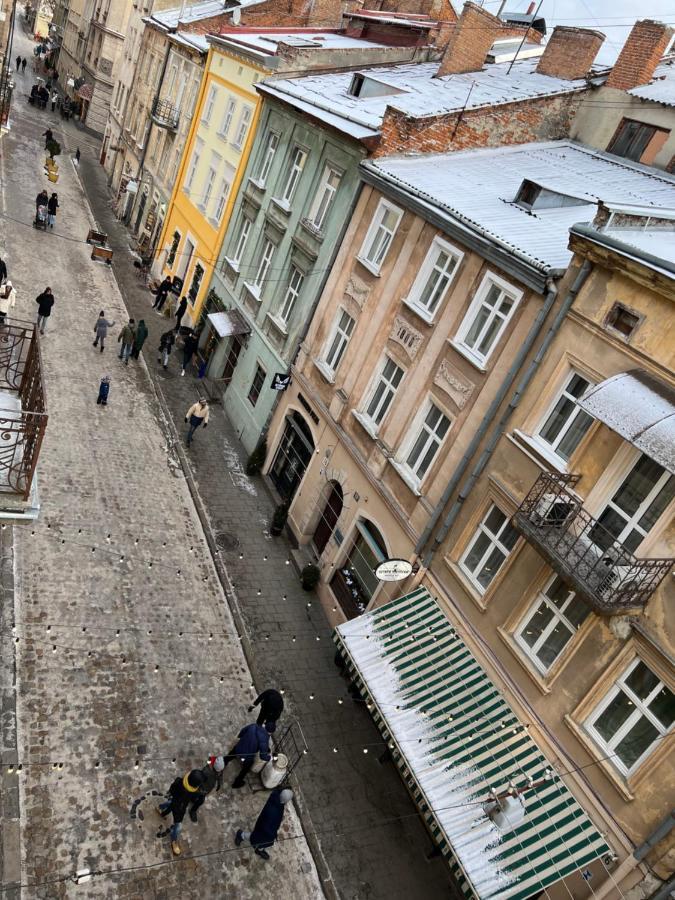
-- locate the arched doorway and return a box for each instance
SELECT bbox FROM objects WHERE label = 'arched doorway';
[270,411,315,500]
[312,481,344,556]
[330,518,388,619]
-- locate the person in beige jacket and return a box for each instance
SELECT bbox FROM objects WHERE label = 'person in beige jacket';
[0,280,17,325]
[185,399,209,447]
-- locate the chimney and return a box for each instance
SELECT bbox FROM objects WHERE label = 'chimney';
[606,20,674,91]
[435,2,503,77]
[536,26,605,80]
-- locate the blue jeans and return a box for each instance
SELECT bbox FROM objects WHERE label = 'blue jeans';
[186,418,202,445]
[159,801,182,841]
[119,342,132,362]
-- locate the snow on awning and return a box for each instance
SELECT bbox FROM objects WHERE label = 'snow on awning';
[335,588,609,900]
[579,370,675,475]
[207,310,250,339]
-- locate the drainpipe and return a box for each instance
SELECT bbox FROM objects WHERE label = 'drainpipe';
[417,259,593,566]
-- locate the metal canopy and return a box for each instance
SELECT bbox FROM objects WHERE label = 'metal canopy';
[207,310,250,339]
[579,370,675,474]
[335,587,609,900]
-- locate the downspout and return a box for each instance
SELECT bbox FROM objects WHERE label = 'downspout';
[416,258,593,565]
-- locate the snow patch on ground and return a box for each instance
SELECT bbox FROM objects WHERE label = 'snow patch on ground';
[223,437,257,496]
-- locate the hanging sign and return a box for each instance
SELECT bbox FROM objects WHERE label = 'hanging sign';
[374,558,413,582]
[271,373,291,392]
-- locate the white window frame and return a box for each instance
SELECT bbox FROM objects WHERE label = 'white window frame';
[253,239,275,291]
[184,138,204,193]
[399,399,451,486]
[218,97,236,139]
[281,147,307,205]
[361,356,404,431]
[404,236,463,322]
[231,218,251,267]
[533,370,595,463]
[515,576,590,674]
[585,658,674,775]
[459,503,519,594]
[454,272,523,367]
[232,105,253,150]
[321,308,355,376]
[308,164,342,231]
[213,177,231,224]
[201,85,217,124]
[256,131,279,186]
[279,266,304,325]
[200,164,217,212]
[358,199,403,275]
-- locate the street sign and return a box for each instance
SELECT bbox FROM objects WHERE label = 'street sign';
[272,373,291,391]
[374,559,413,582]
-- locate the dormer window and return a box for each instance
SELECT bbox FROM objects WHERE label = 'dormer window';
[348,73,405,99]
[514,180,590,211]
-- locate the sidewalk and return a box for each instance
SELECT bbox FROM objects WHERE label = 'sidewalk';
[74,131,452,897]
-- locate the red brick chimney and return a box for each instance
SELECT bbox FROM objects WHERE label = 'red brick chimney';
[435,2,503,77]
[535,26,605,80]
[606,20,674,91]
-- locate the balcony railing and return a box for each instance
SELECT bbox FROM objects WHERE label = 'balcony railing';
[151,98,179,131]
[513,473,673,614]
[0,323,48,501]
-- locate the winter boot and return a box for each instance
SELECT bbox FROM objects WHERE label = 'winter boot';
[171,840,181,856]
[189,808,198,823]
[234,830,243,847]
[255,848,270,860]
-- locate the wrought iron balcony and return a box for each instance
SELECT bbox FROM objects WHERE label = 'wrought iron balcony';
[151,98,179,131]
[513,473,673,614]
[0,323,47,503]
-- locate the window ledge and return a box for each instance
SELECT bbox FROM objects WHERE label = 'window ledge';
[300,217,325,241]
[208,217,220,228]
[447,339,489,373]
[270,197,292,216]
[231,142,244,153]
[388,458,422,497]
[351,409,379,440]
[355,255,381,277]
[312,358,335,384]
[266,312,288,337]
[563,714,635,802]
[249,177,266,191]
[223,256,240,274]
[242,281,262,303]
[402,296,435,326]
[510,430,569,474]
[496,626,553,695]
[443,556,489,611]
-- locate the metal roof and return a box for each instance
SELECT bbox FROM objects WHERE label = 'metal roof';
[628,60,675,108]
[335,587,610,900]
[361,142,675,273]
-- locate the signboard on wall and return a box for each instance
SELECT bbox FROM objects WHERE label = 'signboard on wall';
[374,559,414,582]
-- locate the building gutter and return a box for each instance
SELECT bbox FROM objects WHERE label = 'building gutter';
[417,259,593,563]
[571,223,675,278]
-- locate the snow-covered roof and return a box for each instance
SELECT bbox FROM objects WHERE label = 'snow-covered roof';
[213,29,387,58]
[627,59,675,107]
[169,31,210,53]
[361,142,675,273]
[259,57,590,140]
[335,587,610,900]
[150,0,263,30]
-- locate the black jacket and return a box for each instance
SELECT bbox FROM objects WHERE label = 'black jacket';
[0,259,7,283]
[252,689,284,721]
[176,298,188,318]
[35,292,54,316]
[47,196,59,215]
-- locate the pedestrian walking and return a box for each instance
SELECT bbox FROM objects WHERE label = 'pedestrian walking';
[21,58,26,74]
[0,280,16,325]
[174,296,188,332]
[93,311,115,352]
[0,256,7,284]
[235,789,294,861]
[188,756,225,822]
[222,722,273,789]
[249,688,284,730]
[157,768,207,857]
[180,330,199,377]
[75,147,80,164]
[118,319,136,364]
[15,55,21,72]
[184,398,209,448]
[96,376,110,406]
[36,189,48,214]
[47,193,58,228]
[130,319,148,359]
[42,128,53,150]
[35,287,54,334]
[152,276,172,311]
[158,328,175,369]
[51,91,58,112]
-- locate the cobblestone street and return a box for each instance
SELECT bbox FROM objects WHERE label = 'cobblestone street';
[0,16,451,900]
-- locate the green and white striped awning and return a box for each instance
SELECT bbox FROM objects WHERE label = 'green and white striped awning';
[335,587,610,900]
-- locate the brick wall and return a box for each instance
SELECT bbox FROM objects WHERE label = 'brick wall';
[374,91,587,156]
[435,2,503,76]
[606,20,674,90]
[239,0,358,28]
[535,26,604,79]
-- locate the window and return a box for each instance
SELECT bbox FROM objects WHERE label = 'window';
[605,302,640,339]
[253,239,275,291]
[232,106,253,150]
[516,576,590,673]
[535,371,594,462]
[607,118,670,164]
[586,659,674,774]
[218,98,236,138]
[455,273,522,366]
[460,504,519,593]
[322,309,355,374]
[202,85,217,124]
[308,165,342,230]
[403,402,451,483]
[590,454,675,554]
[406,237,462,320]
[188,263,204,303]
[248,364,266,407]
[330,519,388,618]
[200,165,217,212]
[362,357,404,429]
[213,179,229,223]
[184,139,203,192]
[257,131,278,185]
[167,230,180,268]
[231,218,251,266]
[281,147,307,204]
[279,266,304,324]
[359,200,402,274]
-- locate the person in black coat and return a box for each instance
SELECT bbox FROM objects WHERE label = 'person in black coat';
[222,722,273,788]
[152,276,172,311]
[157,768,206,856]
[235,789,294,860]
[174,296,188,332]
[249,688,284,729]
[188,756,224,821]
[180,329,199,377]
[0,257,7,284]
[35,287,54,334]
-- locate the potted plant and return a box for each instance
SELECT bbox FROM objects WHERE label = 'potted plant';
[300,563,321,592]
[269,502,289,537]
[45,139,61,163]
[246,437,267,476]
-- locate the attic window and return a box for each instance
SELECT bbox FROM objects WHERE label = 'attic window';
[514,179,589,211]
[605,302,641,339]
[349,74,365,97]
[348,73,405,99]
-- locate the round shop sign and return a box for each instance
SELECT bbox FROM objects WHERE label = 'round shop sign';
[374,558,413,582]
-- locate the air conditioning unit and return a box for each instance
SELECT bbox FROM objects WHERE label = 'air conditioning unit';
[532,493,576,528]
[596,563,635,600]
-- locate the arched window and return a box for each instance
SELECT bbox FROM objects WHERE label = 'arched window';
[330,518,388,619]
